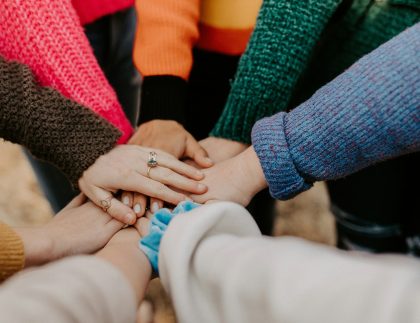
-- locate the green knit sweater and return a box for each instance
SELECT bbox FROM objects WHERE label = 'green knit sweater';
[211,0,420,144]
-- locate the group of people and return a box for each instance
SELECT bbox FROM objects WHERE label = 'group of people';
[0,0,419,322]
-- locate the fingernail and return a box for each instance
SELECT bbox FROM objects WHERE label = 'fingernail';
[122,196,130,206]
[196,170,204,177]
[197,183,207,191]
[151,202,159,213]
[205,157,213,165]
[125,213,135,224]
[134,204,141,214]
[184,196,193,202]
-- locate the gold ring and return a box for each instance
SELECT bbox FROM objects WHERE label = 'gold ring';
[147,166,153,178]
[147,151,158,167]
[100,196,113,213]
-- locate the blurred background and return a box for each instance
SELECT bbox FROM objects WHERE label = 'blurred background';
[0,140,336,322]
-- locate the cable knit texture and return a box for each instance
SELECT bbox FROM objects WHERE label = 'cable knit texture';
[0,56,121,186]
[0,0,133,143]
[72,0,134,25]
[0,222,24,283]
[212,0,420,143]
[252,24,420,200]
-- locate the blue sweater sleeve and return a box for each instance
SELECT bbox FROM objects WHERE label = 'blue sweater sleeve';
[251,23,420,200]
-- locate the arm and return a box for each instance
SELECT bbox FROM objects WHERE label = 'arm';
[134,0,200,125]
[159,202,420,323]
[210,0,342,143]
[0,0,132,143]
[0,229,151,323]
[0,56,120,186]
[192,24,420,204]
[252,23,420,199]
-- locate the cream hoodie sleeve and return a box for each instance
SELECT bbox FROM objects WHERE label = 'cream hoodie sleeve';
[159,202,420,323]
[0,256,137,323]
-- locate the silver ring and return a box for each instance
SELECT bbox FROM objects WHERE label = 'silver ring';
[147,151,158,167]
[100,196,113,213]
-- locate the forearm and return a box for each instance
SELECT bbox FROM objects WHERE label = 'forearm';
[160,203,420,323]
[0,57,120,185]
[211,0,342,143]
[0,256,137,323]
[252,24,420,199]
[0,0,132,142]
[134,0,199,125]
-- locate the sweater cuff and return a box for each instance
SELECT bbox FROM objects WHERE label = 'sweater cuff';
[251,113,312,200]
[138,76,188,126]
[0,222,24,282]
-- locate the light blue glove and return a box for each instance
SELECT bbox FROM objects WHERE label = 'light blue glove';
[139,201,200,274]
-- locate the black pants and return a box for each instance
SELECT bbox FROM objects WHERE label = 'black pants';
[330,151,420,255]
[26,8,140,213]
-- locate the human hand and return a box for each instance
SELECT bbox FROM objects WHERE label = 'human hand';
[78,145,207,225]
[191,147,267,206]
[15,194,124,267]
[129,120,213,167]
[199,137,249,164]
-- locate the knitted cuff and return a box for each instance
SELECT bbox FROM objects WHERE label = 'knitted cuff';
[139,201,199,274]
[138,76,188,126]
[0,222,24,282]
[251,113,312,200]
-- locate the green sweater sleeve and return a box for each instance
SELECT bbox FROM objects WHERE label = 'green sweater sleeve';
[210,0,342,144]
[0,56,121,186]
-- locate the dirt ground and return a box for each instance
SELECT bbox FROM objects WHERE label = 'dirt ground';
[0,140,336,322]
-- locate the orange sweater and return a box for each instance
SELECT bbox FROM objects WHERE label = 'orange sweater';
[134,0,262,80]
[0,222,24,282]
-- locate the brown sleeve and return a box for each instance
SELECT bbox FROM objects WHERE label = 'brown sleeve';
[0,56,121,186]
[0,222,24,282]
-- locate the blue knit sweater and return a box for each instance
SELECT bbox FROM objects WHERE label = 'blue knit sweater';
[251,24,420,200]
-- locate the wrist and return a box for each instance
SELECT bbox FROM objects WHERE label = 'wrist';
[239,147,268,196]
[14,227,55,267]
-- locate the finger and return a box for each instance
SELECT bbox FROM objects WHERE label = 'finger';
[121,191,134,208]
[148,166,207,195]
[185,135,213,168]
[132,193,147,217]
[62,193,86,210]
[89,186,136,225]
[153,150,204,180]
[145,210,154,220]
[150,198,163,214]
[107,170,188,206]
[134,217,150,237]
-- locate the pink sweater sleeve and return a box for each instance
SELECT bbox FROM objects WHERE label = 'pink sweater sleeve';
[0,0,133,143]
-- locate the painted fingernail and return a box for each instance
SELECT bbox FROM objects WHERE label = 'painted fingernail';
[134,204,142,214]
[125,213,135,224]
[151,202,159,213]
[122,196,130,206]
[197,183,207,191]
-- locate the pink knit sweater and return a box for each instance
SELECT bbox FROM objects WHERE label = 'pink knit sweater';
[72,0,134,25]
[0,0,133,143]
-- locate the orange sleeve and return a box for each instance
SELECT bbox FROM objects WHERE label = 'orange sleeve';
[133,0,200,80]
[0,221,24,282]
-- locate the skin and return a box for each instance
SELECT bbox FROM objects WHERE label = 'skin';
[191,146,268,206]
[79,145,207,225]
[14,194,124,267]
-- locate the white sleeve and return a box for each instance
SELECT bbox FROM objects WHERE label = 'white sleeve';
[0,256,137,323]
[159,202,420,323]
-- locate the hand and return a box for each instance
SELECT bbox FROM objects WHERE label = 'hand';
[129,120,213,167]
[15,194,124,267]
[78,145,207,224]
[191,147,268,206]
[199,137,249,163]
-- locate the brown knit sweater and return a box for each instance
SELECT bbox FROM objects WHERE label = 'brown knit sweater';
[0,55,121,186]
[0,221,24,282]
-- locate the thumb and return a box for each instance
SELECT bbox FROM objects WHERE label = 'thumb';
[185,135,213,168]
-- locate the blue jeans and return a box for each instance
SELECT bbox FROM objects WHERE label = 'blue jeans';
[26,7,140,213]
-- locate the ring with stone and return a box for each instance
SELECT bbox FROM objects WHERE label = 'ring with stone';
[147,151,158,168]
